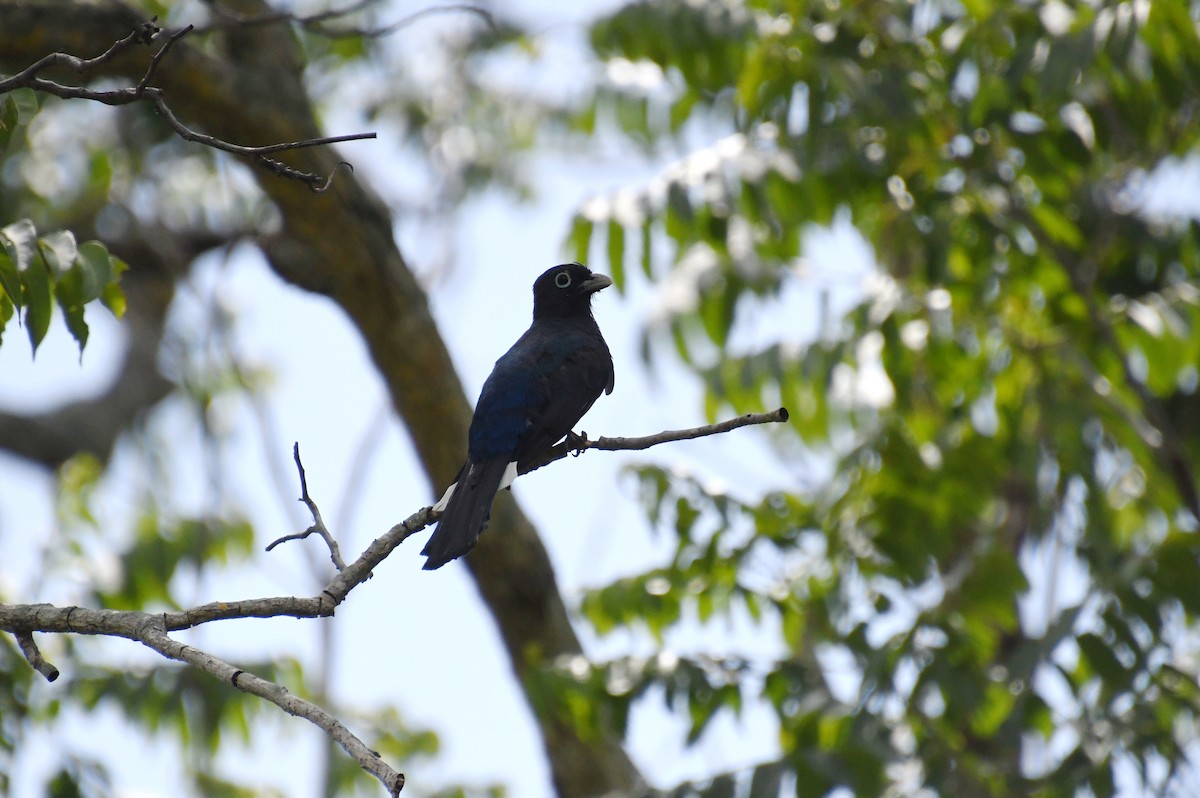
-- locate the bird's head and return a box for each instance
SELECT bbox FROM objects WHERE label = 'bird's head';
[531,263,612,320]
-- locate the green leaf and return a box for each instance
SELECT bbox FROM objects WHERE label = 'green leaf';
[607,219,626,291]
[1030,203,1083,249]
[22,249,53,355]
[0,291,13,346]
[1077,633,1129,689]
[44,233,87,354]
[0,88,37,151]
[1,219,37,272]
[0,248,19,311]
[10,88,39,122]
[100,258,128,318]
[0,95,17,152]
[0,220,35,308]
[55,288,89,355]
[75,240,114,303]
[0,225,127,354]
[38,230,78,275]
[566,216,594,267]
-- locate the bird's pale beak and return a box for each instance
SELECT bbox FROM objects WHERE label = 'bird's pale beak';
[581,274,613,293]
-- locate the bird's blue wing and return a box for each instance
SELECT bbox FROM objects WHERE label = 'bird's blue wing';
[469,322,612,467]
[511,323,614,471]
[468,342,544,460]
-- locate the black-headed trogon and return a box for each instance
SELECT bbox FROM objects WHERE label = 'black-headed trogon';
[422,263,614,569]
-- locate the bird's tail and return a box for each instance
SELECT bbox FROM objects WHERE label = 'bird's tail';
[422,456,512,569]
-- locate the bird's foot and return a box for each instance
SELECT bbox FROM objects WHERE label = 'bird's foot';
[565,430,589,456]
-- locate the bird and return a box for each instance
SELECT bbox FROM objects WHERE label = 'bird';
[422,262,614,570]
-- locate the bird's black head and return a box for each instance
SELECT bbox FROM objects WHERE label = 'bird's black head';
[531,263,612,321]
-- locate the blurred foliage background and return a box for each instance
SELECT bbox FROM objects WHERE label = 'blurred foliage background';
[3,0,1200,796]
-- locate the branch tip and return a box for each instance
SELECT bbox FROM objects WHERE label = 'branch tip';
[15,630,60,682]
[313,161,355,193]
[292,441,311,500]
[266,443,347,569]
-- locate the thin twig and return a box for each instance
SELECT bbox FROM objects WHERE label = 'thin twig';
[196,0,496,39]
[522,407,791,475]
[353,3,496,38]
[136,22,189,92]
[143,86,375,189]
[265,444,347,570]
[197,0,382,31]
[0,19,159,91]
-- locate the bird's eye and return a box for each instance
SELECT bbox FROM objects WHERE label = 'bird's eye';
[554,272,572,289]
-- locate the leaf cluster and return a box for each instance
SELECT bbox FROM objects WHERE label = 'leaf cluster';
[0,219,125,356]
[560,1,1200,795]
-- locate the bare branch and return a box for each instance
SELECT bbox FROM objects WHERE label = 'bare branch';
[137,623,405,796]
[255,158,355,193]
[522,407,791,475]
[0,17,159,89]
[136,19,188,92]
[0,21,376,190]
[0,604,404,795]
[269,409,790,563]
[265,443,347,570]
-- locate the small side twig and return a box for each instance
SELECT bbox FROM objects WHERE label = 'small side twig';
[15,630,59,682]
[265,444,347,571]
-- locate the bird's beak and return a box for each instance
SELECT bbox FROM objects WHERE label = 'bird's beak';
[581,273,613,293]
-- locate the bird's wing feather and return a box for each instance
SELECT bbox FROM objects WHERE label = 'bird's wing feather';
[498,322,613,472]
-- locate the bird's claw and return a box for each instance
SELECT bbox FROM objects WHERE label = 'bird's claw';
[566,430,589,455]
